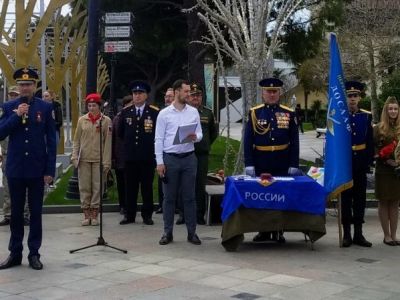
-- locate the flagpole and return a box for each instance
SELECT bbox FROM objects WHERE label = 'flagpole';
[337,195,343,247]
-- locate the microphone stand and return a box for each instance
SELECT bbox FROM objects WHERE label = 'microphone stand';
[70,107,127,254]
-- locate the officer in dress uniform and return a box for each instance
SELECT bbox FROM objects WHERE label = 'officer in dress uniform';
[118,81,159,225]
[341,81,374,248]
[244,78,300,243]
[0,68,56,270]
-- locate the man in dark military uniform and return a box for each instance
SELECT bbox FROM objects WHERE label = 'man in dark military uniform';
[187,83,218,224]
[244,78,300,243]
[0,68,56,270]
[118,80,159,225]
[341,81,374,248]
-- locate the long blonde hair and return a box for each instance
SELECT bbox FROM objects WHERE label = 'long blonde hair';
[378,96,400,137]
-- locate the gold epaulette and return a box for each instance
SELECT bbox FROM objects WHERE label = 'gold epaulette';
[279,104,294,112]
[250,104,264,110]
[360,109,371,114]
[123,103,133,110]
[149,104,160,111]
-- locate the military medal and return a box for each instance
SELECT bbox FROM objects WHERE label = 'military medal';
[144,117,153,133]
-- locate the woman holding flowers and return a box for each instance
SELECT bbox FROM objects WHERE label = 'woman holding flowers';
[374,96,400,246]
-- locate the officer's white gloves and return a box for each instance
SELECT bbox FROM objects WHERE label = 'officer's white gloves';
[288,167,302,176]
[245,166,256,177]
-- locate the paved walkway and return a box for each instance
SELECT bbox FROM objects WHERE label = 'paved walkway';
[0,126,394,300]
[220,122,324,163]
[0,211,399,300]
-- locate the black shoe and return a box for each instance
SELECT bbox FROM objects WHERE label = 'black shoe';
[176,216,185,225]
[187,234,201,245]
[24,218,30,226]
[253,232,271,242]
[0,254,22,270]
[353,236,372,247]
[143,218,154,225]
[0,218,10,226]
[119,217,135,225]
[155,208,163,214]
[342,237,352,248]
[28,256,43,270]
[159,234,173,245]
[197,217,206,225]
[383,239,397,246]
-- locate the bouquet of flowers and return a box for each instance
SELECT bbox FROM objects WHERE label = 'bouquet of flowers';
[379,140,398,159]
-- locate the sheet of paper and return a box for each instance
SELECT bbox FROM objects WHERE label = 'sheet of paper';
[173,123,198,145]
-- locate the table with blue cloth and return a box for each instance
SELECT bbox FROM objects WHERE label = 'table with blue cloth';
[221,176,327,251]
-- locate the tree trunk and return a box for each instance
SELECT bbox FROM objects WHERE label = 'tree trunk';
[233,69,259,174]
[367,39,379,123]
[185,0,206,85]
[304,90,309,122]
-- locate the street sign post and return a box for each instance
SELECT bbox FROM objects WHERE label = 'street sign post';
[105,26,132,38]
[104,40,132,53]
[105,12,133,24]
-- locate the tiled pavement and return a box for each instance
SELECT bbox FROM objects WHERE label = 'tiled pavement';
[0,210,399,300]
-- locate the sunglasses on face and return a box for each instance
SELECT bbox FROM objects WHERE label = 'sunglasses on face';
[348,93,359,98]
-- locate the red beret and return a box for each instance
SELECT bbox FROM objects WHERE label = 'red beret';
[85,93,101,104]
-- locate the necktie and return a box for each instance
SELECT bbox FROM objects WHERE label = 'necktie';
[136,108,140,119]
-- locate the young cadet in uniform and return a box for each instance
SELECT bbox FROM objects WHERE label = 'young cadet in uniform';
[187,83,218,225]
[71,93,112,226]
[118,81,159,225]
[0,86,30,227]
[244,78,300,243]
[341,81,374,248]
[0,68,56,270]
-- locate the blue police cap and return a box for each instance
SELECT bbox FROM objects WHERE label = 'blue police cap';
[345,81,364,94]
[259,78,283,90]
[131,80,151,93]
[13,67,39,84]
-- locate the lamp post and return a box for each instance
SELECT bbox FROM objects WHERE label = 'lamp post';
[86,0,100,94]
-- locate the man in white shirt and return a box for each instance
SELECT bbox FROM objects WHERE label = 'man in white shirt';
[155,79,203,245]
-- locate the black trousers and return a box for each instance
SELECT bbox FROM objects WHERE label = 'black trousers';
[195,154,208,219]
[124,161,154,220]
[8,177,44,258]
[114,168,125,209]
[341,171,367,226]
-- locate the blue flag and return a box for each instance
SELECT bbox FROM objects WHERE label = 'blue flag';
[324,33,353,198]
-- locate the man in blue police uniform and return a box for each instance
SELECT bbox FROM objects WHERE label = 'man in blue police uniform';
[341,81,374,248]
[0,68,56,270]
[118,80,159,225]
[244,78,300,243]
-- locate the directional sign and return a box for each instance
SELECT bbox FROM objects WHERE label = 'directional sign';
[105,12,133,24]
[105,26,132,38]
[104,40,132,53]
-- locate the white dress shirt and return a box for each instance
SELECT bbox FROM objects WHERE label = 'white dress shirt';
[134,103,146,117]
[155,103,203,165]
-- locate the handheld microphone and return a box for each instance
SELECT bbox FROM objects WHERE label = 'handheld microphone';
[20,96,28,124]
